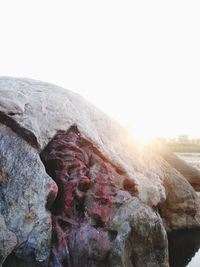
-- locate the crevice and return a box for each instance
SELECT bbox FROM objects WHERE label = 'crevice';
[40,125,136,267]
[0,111,39,149]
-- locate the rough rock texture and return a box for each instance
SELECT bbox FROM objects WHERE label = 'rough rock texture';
[0,77,165,206]
[137,146,200,230]
[41,126,168,267]
[158,163,200,230]
[0,76,200,266]
[155,144,200,191]
[0,124,57,266]
[0,214,17,265]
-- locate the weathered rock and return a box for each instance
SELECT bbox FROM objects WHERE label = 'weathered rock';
[0,214,17,265]
[0,124,57,266]
[138,146,200,230]
[108,199,168,267]
[155,144,200,191]
[0,76,199,266]
[0,77,165,207]
[40,126,168,267]
[158,161,200,230]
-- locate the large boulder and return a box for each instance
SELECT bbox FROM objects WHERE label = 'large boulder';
[0,77,165,206]
[0,76,199,266]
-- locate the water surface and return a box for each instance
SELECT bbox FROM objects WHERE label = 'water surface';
[168,228,200,267]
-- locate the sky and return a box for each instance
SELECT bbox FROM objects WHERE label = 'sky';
[0,1,200,140]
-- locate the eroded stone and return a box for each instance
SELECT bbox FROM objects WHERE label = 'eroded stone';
[0,124,57,266]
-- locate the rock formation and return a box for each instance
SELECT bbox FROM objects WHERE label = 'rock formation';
[155,143,200,191]
[0,77,200,266]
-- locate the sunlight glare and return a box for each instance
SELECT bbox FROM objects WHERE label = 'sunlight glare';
[127,123,155,146]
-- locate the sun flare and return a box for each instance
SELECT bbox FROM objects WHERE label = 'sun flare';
[129,127,152,142]
[126,124,156,145]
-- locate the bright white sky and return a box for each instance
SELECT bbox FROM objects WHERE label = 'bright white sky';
[0,1,200,140]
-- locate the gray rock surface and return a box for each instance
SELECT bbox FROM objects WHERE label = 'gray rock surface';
[0,214,17,265]
[108,198,169,267]
[0,124,57,266]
